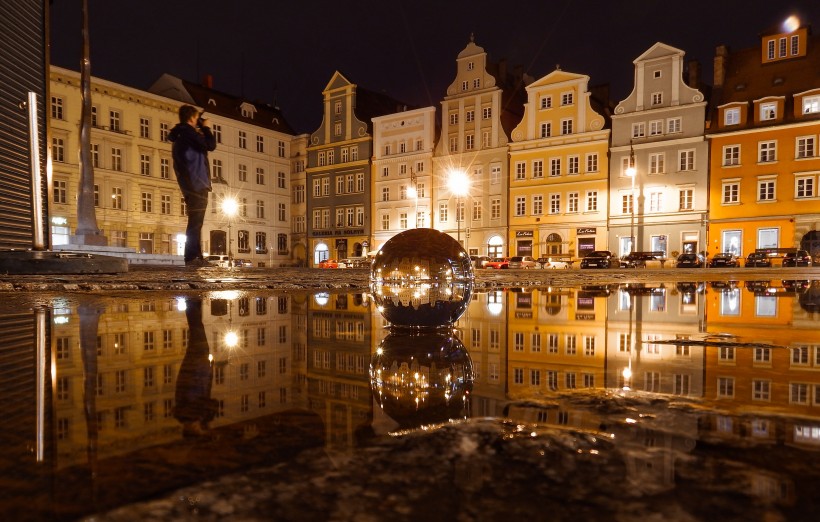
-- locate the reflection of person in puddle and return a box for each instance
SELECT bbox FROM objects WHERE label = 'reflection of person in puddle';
[174,297,218,437]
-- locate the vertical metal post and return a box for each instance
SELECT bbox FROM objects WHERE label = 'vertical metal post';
[27,92,46,250]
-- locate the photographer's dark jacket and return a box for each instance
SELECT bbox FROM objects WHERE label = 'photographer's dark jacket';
[168,123,217,193]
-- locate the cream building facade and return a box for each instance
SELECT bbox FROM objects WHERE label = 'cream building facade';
[371,106,437,251]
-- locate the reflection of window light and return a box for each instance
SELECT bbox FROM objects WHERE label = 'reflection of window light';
[54,316,69,325]
[176,297,187,312]
[487,303,503,315]
[720,289,740,316]
[755,296,777,317]
[314,292,330,306]
[751,419,770,438]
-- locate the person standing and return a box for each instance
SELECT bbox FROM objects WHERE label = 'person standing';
[168,105,217,267]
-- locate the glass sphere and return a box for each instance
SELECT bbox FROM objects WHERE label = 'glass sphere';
[369,328,473,432]
[370,229,474,328]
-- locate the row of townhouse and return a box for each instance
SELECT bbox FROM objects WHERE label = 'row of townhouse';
[313,24,820,266]
[47,21,819,267]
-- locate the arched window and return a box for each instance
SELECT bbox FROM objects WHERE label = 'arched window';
[314,243,329,265]
[546,233,562,255]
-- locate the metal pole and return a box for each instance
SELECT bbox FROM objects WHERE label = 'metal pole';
[26,92,46,249]
[630,173,635,254]
[457,195,461,244]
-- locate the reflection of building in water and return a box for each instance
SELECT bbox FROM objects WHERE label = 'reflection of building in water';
[51,294,298,468]
[606,284,705,396]
[506,288,607,399]
[455,290,508,417]
[703,283,820,451]
[306,292,372,449]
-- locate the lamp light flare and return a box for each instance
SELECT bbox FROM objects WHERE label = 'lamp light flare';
[783,15,800,33]
[447,168,470,196]
[221,196,239,217]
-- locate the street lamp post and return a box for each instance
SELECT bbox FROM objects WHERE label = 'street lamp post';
[407,167,419,228]
[221,196,238,264]
[447,169,470,246]
[625,142,637,255]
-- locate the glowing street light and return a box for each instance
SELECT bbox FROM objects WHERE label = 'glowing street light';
[447,169,470,244]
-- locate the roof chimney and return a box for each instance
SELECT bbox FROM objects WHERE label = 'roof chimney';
[687,60,701,88]
[202,74,213,89]
[713,45,729,88]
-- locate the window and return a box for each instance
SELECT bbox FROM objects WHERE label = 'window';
[160,158,170,179]
[678,150,694,171]
[679,189,694,210]
[549,194,560,214]
[278,202,286,222]
[111,187,123,209]
[649,191,664,212]
[667,117,681,134]
[140,154,151,176]
[278,171,286,189]
[465,134,474,150]
[449,136,458,152]
[723,145,740,166]
[649,153,665,174]
[51,137,65,162]
[779,37,787,58]
[532,195,542,215]
[718,377,735,398]
[724,108,740,126]
[238,131,247,148]
[649,120,663,136]
[767,39,776,60]
[256,135,264,153]
[722,182,739,204]
[382,187,389,202]
[91,143,99,167]
[514,196,526,216]
[539,122,551,138]
[465,110,474,122]
[212,124,221,143]
[632,122,645,138]
[522,160,537,178]
[586,153,598,172]
[278,141,285,157]
[482,107,492,119]
[561,92,573,106]
[567,156,579,175]
[53,180,67,204]
[560,118,573,135]
[449,113,458,125]
[256,199,265,219]
[651,92,662,105]
[760,102,777,121]
[549,158,560,177]
[141,192,153,213]
[797,136,816,158]
[256,167,265,185]
[753,380,771,401]
[161,194,171,214]
[256,232,267,253]
[491,198,501,219]
[796,176,816,198]
[212,159,223,180]
[586,191,598,212]
[622,193,635,215]
[439,203,448,223]
[759,141,776,162]
[803,95,820,114]
[757,179,775,201]
[139,117,150,138]
[540,96,552,109]
[51,96,64,120]
[111,147,123,171]
[514,162,526,180]
[791,35,799,55]
[109,110,121,131]
[567,192,579,213]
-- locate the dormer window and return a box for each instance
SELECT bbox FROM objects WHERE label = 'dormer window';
[779,37,787,58]
[791,35,799,55]
[804,95,820,114]
[239,102,256,119]
[767,40,775,60]
[760,102,776,121]
[724,107,740,126]
[651,92,663,106]
[467,61,474,71]
[334,101,342,115]
[653,70,662,79]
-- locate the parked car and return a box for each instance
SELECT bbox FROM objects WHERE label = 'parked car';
[339,257,369,268]
[318,258,339,269]
[675,253,704,268]
[537,256,572,269]
[233,258,253,267]
[485,257,510,269]
[470,255,491,269]
[745,251,772,267]
[782,250,812,267]
[707,252,739,268]
[206,254,231,268]
[580,251,616,269]
[508,256,537,269]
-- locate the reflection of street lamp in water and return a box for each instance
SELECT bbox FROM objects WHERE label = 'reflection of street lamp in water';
[447,169,470,245]
[221,196,238,262]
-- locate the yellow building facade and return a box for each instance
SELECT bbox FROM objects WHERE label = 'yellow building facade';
[509,70,610,258]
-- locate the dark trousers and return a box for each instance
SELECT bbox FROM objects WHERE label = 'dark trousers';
[183,190,208,262]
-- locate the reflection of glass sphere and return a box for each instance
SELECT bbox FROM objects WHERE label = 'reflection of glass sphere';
[370,229,474,328]
[370,328,473,431]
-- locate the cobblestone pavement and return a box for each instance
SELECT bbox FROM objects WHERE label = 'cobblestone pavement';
[1,265,817,293]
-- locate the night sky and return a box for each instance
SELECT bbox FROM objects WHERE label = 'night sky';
[49,0,820,134]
